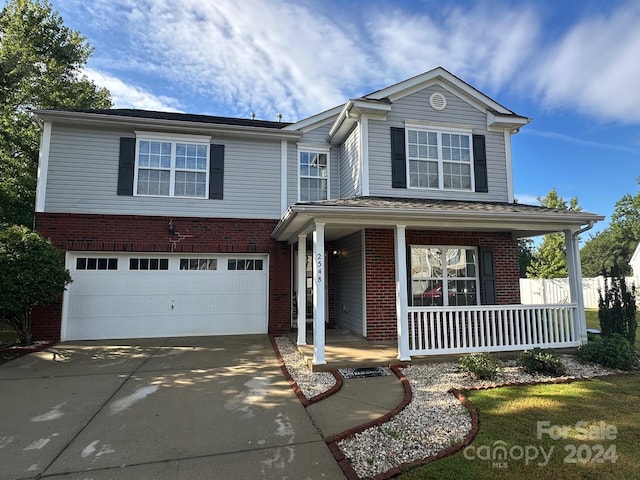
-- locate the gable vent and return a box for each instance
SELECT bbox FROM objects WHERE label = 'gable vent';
[429,92,447,111]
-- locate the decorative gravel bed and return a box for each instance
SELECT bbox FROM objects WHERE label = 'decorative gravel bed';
[273,336,337,399]
[274,336,619,479]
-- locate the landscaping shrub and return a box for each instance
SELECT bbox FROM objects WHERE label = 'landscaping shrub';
[598,275,637,346]
[576,334,639,371]
[459,352,503,380]
[517,348,566,376]
[0,225,71,345]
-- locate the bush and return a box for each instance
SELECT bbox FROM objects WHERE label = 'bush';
[576,334,639,371]
[598,276,637,346]
[518,348,566,376]
[459,352,503,380]
[0,225,71,345]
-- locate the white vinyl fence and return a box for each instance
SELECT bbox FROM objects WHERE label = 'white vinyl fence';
[520,276,640,308]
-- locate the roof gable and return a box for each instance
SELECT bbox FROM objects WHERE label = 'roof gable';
[363,67,514,114]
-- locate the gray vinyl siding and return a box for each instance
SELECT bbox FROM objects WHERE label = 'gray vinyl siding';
[334,231,364,336]
[44,125,283,218]
[339,125,360,198]
[292,121,340,203]
[368,84,509,202]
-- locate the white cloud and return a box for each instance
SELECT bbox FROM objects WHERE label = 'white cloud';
[55,0,640,126]
[76,0,373,120]
[368,4,540,95]
[522,128,640,154]
[534,2,640,122]
[83,68,183,111]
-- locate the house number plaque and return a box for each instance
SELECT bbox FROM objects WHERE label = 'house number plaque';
[315,253,323,283]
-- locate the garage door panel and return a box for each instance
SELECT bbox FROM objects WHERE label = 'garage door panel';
[64,254,269,340]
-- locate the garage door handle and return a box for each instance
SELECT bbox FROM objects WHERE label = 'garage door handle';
[171,301,175,310]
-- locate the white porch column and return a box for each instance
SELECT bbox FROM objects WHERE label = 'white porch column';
[565,230,587,343]
[296,234,307,346]
[312,223,326,365]
[394,225,411,361]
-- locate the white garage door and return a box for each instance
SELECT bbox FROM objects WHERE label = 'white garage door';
[62,253,269,340]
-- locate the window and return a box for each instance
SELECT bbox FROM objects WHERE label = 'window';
[129,258,169,270]
[76,257,118,270]
[410,246,478,307]
[135,134,210,198]
[299,149,328,201]
[407,128,473,191]
[228,259,264,271]
[180,258,217,270]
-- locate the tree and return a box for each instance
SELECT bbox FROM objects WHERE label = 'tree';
[0,225,71,345]
[580,230,628,277]
[580,179,640,276]
[526,189,581,279]
[0,0,111,226]
[518,238,534,278]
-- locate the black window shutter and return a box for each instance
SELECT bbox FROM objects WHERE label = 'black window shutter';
[117,137,136,196]
[390,127,407,188]
[473,134,488,193]
[479,247,496,305]
[209,144,224,200]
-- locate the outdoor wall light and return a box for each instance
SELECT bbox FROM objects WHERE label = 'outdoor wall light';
[169,219,175,235]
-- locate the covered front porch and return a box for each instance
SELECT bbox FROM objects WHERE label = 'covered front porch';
[272,197,604,367]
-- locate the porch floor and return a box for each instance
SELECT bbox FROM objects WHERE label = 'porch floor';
[287,328,468,372]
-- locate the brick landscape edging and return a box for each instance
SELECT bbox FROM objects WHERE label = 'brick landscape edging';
[325,364,414,480]
[268,335,343,407]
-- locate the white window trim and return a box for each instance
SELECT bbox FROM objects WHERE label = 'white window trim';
[133,132,212,199]
[297,143,331,202]
[409,245,480,307]
[404,124,475,192]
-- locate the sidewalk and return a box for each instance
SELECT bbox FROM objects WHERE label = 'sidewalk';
[306,369,407,440]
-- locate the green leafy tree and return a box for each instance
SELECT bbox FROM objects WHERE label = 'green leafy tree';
[0,0,111,226]
[518,238,534,278]
[580,179,640,276]
[580,230,628,277]
[0,225,71,345]
[526,189,581,279]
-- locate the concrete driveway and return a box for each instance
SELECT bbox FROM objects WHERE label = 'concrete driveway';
[0,335,345,480]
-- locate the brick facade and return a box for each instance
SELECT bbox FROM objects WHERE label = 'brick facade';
[364,228,521,341]
[33,213,521,345]
[33,213,292,341]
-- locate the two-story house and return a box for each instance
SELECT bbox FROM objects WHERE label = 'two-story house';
[33,67,603,365]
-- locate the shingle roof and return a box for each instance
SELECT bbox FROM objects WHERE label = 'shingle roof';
[67,109,293,129]
[299,196,590,216]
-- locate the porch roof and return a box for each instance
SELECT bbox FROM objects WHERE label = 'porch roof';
[271,196,604,242]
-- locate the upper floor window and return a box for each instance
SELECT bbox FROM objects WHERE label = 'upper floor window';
[134,133,210,198]
[406,127,473,191]
[299,148,329,201]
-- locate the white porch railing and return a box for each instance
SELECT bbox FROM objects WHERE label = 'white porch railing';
[407,304,581,356]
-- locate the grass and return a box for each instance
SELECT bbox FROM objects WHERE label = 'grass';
[0,325,18,344]
[399,375,640,480]
[585,308,640,351]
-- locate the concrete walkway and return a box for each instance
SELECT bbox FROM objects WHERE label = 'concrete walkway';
[306,370,406,440]
[0,335,345,480]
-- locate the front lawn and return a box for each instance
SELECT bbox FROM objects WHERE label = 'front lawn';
[399,374,640,479]
[0,326,17,344]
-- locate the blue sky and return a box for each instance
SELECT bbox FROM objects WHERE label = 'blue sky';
[31,0,640,236]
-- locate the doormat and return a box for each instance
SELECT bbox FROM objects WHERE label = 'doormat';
[338,367,391,379]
